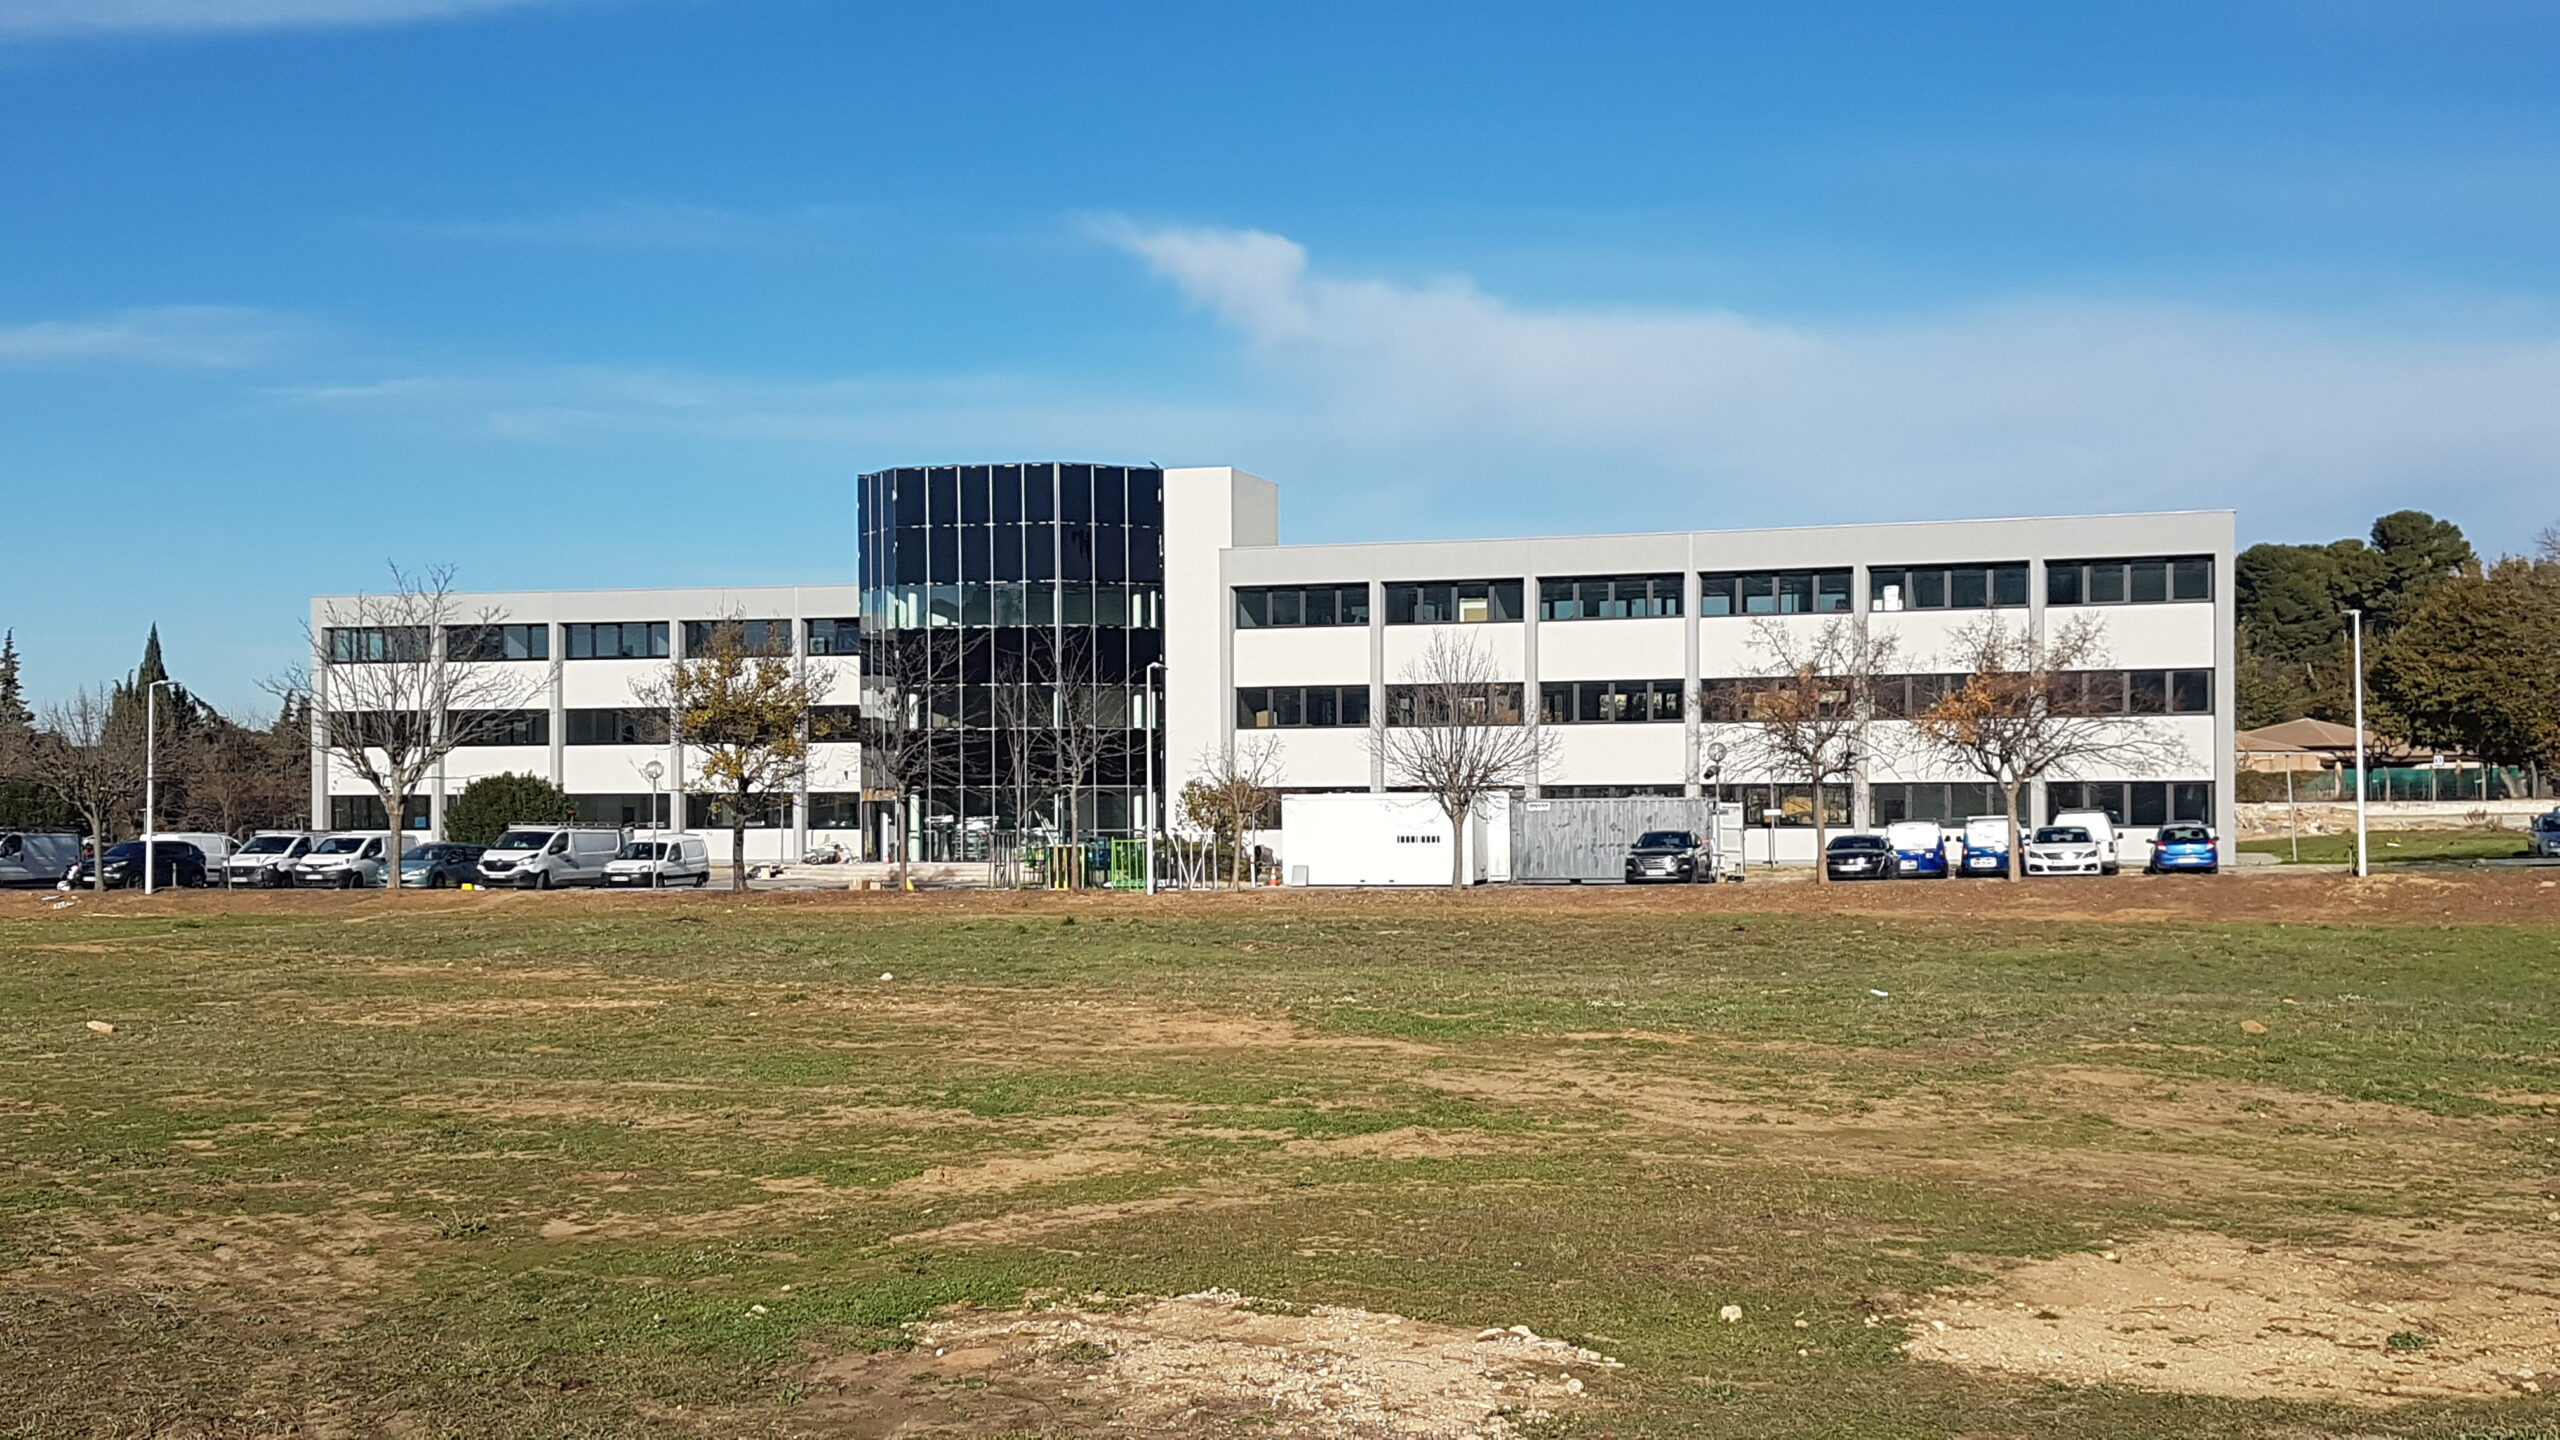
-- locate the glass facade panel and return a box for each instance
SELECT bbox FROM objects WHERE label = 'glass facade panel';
[2049,555,2212,605]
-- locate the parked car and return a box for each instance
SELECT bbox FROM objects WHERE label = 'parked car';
[2047,809,2122,875]
[398,842,487,889]
[292,832,390,888]
[0,831,84,888]
[1623,829,1708,884]
[604,834,713,888]
[139,832,239,866]
[1959,815,2014,877]
[2146,823,2221,874]
[1885,820,1948,879]
[1823,833,1897,880]
[478,824,624,889]
[74,840,205,890]
[224,830,323,888]
[2025,825,2105,877]
[2532,809,2560,859]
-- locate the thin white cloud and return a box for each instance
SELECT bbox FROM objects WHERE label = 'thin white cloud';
[412,203,847,253]
[1106,222,2560,544]
[0,304,299,367]
[0,0,568,33]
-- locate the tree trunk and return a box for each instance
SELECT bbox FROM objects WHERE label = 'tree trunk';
[730,793,749,891]
[895,796,910,892]
[1448,801,1467,891]
[383,784,404,899]
[1810,784,1829,885]
[2002,781,2023,882]
[87,815,105,893]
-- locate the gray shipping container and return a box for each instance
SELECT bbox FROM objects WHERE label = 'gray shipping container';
[1509,797,1738,883]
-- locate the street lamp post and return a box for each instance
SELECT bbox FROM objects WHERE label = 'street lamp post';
[143,679,175,896]
[1700,741,1728,878]
[2347,608,2369,879]
[1143,660,1164,896]
[641,760,665,890]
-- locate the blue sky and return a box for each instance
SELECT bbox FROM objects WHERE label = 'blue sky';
[5,0,2558,714]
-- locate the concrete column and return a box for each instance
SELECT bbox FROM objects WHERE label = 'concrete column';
[308,635,329,829]
[1368,579,1386,793]
[1682,563,1702,798]
[1521,568,1541,800]
[1851,563,1870,830]
[546,624,566,791]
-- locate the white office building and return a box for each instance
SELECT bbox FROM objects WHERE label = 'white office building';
[311,463,2234,866]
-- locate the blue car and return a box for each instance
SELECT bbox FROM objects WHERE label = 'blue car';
[1958,816,2013,877]
[1886,821,1948,879]
[2146,823,2220,874]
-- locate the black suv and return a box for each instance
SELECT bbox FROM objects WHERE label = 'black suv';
[1625,830,1708,884]
[75,841,205,890]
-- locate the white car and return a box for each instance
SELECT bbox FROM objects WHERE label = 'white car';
[293,832,390,888]
[2024,824,2105,877]
[225,830,322,887]
[2048,809,2122,875]
[478,824,624,889]
[604,835,713,888]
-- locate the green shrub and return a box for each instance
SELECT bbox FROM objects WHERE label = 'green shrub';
[444,772,571,846]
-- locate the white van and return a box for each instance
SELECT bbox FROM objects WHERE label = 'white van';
[604,834,713,888]
[142,832,238,866]
[224,830,323,887]
[0,831,83,887]
[293,832,390,888]
[477,823,624,889]
[2048,809,2123,875]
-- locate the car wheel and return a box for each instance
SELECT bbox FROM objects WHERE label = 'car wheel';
[693,873,708,888]
[534,869,553,891]
[429,872,448,889]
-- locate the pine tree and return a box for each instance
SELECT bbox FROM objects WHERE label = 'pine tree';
[0,631,30,736]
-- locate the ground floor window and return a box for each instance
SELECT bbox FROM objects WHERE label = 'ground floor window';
[1867,782,2006,826]
[806,792,862,828]
[1719,783,1851,828]
[1542,784,1685,798]
[2046,781,2213,827]
[328,794,430,830]
[687,794,792,828]
[570,793,673,828]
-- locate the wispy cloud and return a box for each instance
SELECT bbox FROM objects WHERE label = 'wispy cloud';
[0,304,301,367]
[410,203,850,253]
[0,0,574,34]
[1104,222,2560,544]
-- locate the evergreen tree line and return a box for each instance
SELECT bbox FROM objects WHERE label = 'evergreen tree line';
[0,627,310,838]
[2238,511,2560,768]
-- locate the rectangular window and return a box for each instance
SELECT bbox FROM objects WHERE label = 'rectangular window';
[1234,584,1370,628]
[1699,569,1851,617]
[2048,555,2214,606]
[1727,783,1853,828]
[808,705,862,741]
[1383,579,1525,624]
[444,623,549,662]
[447,709,548,746]
[1539,679,1684,723]
[681,619,792,655]
[328,793,430,830]
[325,627,428,664]
[569,793,671,828]
[564,622,670,660]
[805,618,862,656]
[807,792,862,828]
[1385,682,1526,726]
[1541,574,1682,621]
[1868,564,2027,612]
[2170,669,2211,714]
[1235,685,1371,728]
[324,711,431,749]
[689,794,791,829]
[565,708,671,745]
[2127,670,2169,714]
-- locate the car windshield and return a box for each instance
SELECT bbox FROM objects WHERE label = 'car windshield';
[2159,825,2213,844]
[238,835,296,855]
[492,830,555,850]
[1828,836,1885,851]
[617,843,668,860]
[2036,827,2092,844]
[312,836,367,855]
[1633,831,1694,849]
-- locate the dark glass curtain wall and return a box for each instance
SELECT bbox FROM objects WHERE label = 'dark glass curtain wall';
[858,463,1166,861]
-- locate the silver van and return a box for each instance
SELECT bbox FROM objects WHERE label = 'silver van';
[0,831,83,887]
[478,824,624,889]
[292,832,390,888]
[225,830,324,888]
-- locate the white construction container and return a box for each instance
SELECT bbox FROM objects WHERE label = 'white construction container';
[1280,792,1513,887]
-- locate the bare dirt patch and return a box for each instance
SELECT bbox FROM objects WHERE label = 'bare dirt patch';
[1906,1226,2560,1404]
[801,1290,1617,1438]
[11,1208,421,1327]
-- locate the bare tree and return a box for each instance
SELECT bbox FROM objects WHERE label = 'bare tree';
[1912,614,2192,880]
[1367,632,1555,890]
[1721,617,1901,884]
[176,714,308,837]
[1042,633,1124,875]
[20,689,146,891]
[635,620,831,890]
[283,565,544,896]
[858,632,946,892]
[1180,737,1282,889]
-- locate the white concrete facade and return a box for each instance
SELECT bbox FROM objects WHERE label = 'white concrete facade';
[307,584,863,865]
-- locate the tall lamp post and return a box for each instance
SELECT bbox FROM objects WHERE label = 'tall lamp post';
[2347,608,2369,879]
[142,678,175,896]
[1700,742,1728,877]
[1143,660,1164,896]
[641,759,665,890]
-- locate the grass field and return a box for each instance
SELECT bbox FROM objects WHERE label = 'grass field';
[2238,829,2543,865]
[7,877,2560,1438]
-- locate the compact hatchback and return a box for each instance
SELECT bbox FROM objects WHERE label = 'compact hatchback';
[2146,823,2221,874]
[1823,833,1897,880]
[399,843,487,889]
[2025,825,2104,877]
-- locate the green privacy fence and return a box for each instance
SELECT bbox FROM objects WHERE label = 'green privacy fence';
[2238,765,2550,804]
